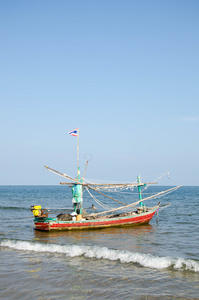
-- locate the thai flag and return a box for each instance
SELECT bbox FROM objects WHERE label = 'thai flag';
[68,128,78,137]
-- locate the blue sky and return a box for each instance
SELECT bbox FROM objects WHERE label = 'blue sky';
[0,0,198,185]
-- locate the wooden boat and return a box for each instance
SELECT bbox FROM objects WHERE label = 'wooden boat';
[31,129,181,231]
[33,207,158,231]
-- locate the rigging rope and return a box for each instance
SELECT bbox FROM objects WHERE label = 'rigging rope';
[90,185,181,216]
[141,171,170,193]
[85,187,114,210]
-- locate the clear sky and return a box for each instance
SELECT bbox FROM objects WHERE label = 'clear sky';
[0,0,198,186]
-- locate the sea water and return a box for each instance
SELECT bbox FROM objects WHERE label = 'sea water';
[0,185,199,299]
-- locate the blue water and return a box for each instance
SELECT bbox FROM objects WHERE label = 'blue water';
[0,185,199,299]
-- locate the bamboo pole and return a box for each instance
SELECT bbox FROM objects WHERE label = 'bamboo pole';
[82,160,88,180]
[44,165,76,182]
[60,182,158,187]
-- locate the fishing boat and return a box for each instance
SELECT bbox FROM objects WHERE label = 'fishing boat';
[31,129,181,231]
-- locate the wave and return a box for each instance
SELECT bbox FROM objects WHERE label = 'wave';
[1,239,199,273]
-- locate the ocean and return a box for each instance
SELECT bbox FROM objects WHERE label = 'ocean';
[0,185,199,299]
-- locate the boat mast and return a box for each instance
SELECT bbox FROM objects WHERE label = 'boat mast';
[137,175,143,207]
[77,128,80,181]
[70,128,82,215]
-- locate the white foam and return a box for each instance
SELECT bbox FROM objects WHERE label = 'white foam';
[1,239,199,272]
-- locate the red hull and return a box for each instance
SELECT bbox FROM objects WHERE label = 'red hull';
[34,208,157,231]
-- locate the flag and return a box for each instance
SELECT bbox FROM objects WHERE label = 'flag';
[68,128,78,137]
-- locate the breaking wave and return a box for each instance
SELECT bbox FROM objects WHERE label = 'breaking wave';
[1,239,199,273]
